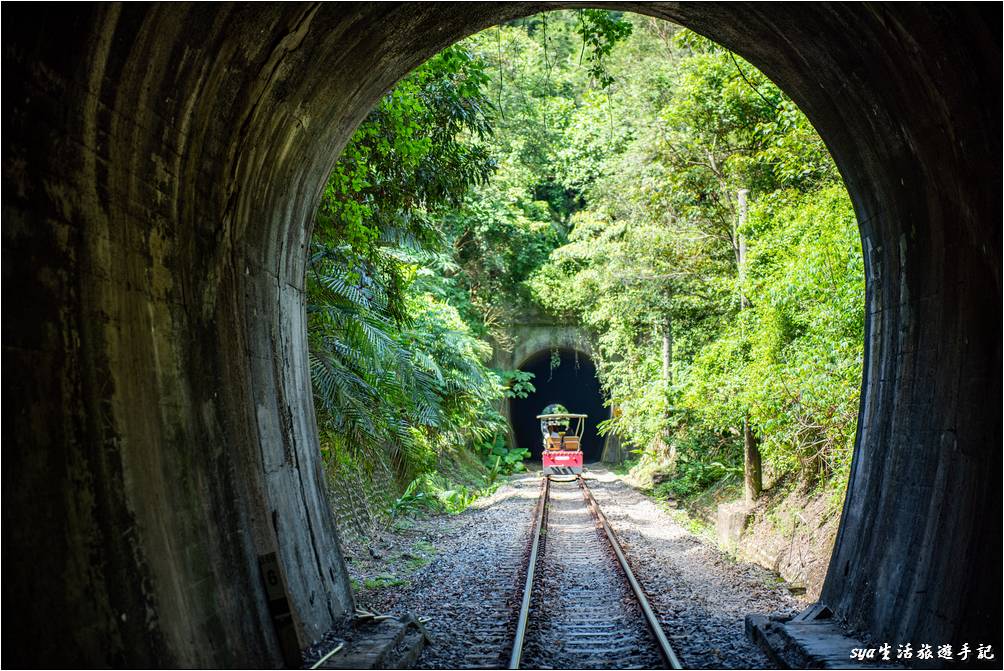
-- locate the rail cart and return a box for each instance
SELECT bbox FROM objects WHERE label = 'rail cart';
[537,407,587,476]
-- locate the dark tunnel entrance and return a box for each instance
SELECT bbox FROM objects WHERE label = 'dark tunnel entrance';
[510,349,606,462]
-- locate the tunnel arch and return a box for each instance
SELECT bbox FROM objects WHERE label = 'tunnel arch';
[3,4,999,666]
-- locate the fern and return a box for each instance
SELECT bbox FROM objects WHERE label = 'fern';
[307,239,506,485]
[306,43,509,491]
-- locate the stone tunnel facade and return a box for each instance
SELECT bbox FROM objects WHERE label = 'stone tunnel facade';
[2,3,1000,666]
[489,322,626,463]
[489,321,593,372]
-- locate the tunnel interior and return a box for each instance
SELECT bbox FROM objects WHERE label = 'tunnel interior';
[2,4,1000,667]
[510,349,606,462]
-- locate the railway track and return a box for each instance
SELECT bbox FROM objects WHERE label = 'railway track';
[507,475,683,670]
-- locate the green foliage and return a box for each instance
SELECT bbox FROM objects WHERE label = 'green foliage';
[437,11,636,341]
[574,10,634,88]
[611,458,638,477]
[413,540,437,555]
[526,21,864,505]
[310,14,634,515]
[683,184,862,495]
[475,433,531,477]
[363,574,409,589]
[309,257,505,482]
[309,43,506,491]
[391,473,496,517]
[390,477,437,517]
[500,369,536,399]
[403,552,432,572]
[653,457,743,500]
[313,12,864,527]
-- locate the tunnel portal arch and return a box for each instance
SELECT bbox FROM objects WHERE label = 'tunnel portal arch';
[492,322,594,374]
[3,4,1000,666]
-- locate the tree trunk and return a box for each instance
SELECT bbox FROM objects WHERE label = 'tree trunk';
[662,316,672,386]
[738,188,762,502]
[743,414,763,503]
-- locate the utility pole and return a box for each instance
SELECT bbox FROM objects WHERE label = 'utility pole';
[738,188,762,503]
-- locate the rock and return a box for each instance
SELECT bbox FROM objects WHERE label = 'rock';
[716,501,753,549]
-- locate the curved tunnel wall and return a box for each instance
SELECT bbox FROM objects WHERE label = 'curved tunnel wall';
[2,3,1000,666]
[510,349,606,462]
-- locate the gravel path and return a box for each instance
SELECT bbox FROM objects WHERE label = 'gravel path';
[583,468,798,668]
[353,473,542,669]
[321,467,797,669]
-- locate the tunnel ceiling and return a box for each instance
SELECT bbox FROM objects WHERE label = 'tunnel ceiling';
[2,3,1000,666]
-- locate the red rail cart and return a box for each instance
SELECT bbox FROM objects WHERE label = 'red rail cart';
[538,409,587,477]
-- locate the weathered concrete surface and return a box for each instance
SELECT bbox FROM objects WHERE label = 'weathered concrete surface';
[717,502,753,551]
[2,3,999,667]
[489,317,624,463]
[746,610,904,670]
[489,320,593,372]
[317,616,430,670]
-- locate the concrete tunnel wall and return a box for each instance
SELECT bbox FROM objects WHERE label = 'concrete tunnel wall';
[2,3,999,666]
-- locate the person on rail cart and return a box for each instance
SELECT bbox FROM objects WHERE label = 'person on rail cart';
[540,403,569,450]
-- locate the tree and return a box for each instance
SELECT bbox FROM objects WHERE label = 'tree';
[308,45,505,483]
[529,22,863,503]
[310,11,865,514]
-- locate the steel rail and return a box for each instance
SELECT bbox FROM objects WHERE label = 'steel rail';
[578,477,684,670]
[508,475,549,670]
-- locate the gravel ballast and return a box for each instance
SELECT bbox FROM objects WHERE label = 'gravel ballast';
[319,467,797,669]
[350,473,542,669]
[583,469,798,668]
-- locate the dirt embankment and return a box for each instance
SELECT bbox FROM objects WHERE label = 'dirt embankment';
[620,464,843,604]
[736,480,843,602]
